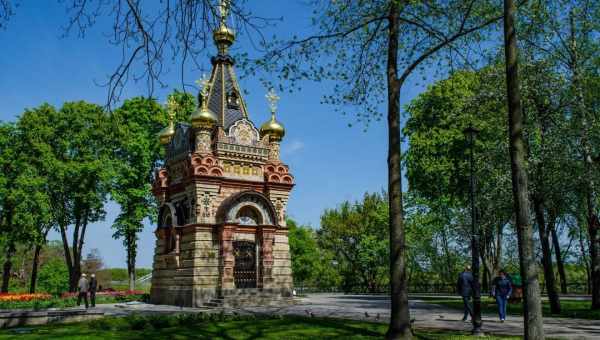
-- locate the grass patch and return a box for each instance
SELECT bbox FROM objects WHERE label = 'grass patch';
[0,314,520,339]
[418,296,599,320]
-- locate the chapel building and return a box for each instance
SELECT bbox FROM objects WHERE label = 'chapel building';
[149,7,294,307]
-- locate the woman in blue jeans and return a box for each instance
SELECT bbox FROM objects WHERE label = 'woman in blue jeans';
[491,270,512,322]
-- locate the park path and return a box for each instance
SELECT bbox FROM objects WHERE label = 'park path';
[270,294,600,339]
[58,293,600,339]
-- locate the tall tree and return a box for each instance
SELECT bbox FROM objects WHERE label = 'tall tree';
[110,94,184,291]
[0,123,52,292]
[503,0,544,338]
[255,2,502,337]
[287,219,341,290]
[319,193,389,293]
[18,102,113,291]
[522,0,600,309]
[403,68,513,288]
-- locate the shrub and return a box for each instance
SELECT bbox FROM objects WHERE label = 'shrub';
[175,313,210,325]
[37,257,69,295]
[125,314,148,330]
[88,317,113,330]
[147,314,174,329]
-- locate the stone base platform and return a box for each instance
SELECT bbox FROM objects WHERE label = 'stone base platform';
[203,288,295,308]
[0,309,106,328]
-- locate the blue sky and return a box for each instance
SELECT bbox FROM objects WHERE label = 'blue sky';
[0,2,430,268]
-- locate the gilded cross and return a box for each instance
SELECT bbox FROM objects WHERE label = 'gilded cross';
[166,96,178,121]
[195,73,211,100]
[265,88,280,113]
[219,0,230,26]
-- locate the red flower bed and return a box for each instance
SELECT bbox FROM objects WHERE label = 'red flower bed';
[0,293,52,302]
[60,290,145,298]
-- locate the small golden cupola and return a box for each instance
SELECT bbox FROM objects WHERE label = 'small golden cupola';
[191,75,218,129]
[158,99,176,145]
[260,89,285,141]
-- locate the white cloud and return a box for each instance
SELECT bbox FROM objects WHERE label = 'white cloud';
[282,139,304,156]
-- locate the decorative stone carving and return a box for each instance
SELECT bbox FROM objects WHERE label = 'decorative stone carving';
[195,130,212,154]
[228,119,259,146]
[264,162,294,184]
[268,141,280,162]
[190,154,223,177]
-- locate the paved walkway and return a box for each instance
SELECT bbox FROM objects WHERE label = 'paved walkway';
[35,293,600,339]
[278,294,600,339]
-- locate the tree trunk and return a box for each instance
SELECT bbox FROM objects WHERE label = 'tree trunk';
[127,232,136,291]
[549,215,567,294]
[588,212,600,309]
[503,0,544,337]
[1,243,15,293]
[533,198,560,314]
[481,254,490,293]
[385,3,411,339]
[59,223,76,292]
[578,220,592,294]
[71,216,81,291]
[29,244,43,293]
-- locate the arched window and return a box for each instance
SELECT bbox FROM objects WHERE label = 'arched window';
[236,206,261,225]
[163,215,176,254]
[227,89,240,109]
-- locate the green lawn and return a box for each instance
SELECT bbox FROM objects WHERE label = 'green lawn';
[418,296,600,320]
[0,314,519,340]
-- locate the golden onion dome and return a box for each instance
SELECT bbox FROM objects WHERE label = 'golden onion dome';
[158,124,175,145]
[213,24,235,52]
[260,114,285,141]
[190,106,218,129]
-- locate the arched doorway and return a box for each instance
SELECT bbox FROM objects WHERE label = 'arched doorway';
[215,191,278,290]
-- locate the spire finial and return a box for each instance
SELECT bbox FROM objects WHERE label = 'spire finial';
[219,0,230,27]
[213,0,235,54]
[266,88,280,115]
[166,96,178,125]
[195,73,212,108]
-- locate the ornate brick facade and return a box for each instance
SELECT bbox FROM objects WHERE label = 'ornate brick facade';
[150,8,294,307]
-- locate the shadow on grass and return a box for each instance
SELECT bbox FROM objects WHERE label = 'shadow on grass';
[0,315,386,340]
[0,314,528,340]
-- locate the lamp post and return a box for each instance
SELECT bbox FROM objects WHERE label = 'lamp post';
[464,124,482,335]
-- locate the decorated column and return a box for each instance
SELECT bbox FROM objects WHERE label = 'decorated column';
[191,75,218,154]
[220,225,236,290]
[259,227,276,289]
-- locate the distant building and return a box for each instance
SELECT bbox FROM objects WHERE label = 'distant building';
[150,4,294,308]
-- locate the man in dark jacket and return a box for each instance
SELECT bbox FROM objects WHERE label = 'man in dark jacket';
[89,274,98,308]
[457,265,474,321]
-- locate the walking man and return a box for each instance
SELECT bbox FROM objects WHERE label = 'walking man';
[492,270,513,322]
[89,273,98,308]
[457,265,474,321]
[77,273,89,309]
